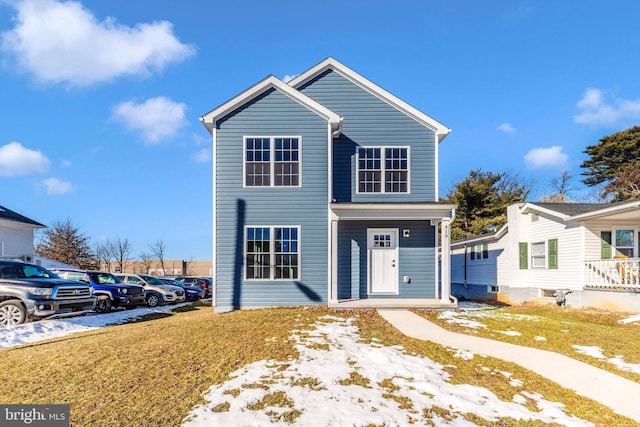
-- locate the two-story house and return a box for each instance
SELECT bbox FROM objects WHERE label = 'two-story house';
[201,58,457,312]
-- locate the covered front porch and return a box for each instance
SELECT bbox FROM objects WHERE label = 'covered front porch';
[328,202,457,308]
[584,257,640,290]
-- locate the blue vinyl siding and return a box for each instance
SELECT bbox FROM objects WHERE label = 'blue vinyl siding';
[298,70,437,203]
[214,88,329,309]
[337,220,437,299]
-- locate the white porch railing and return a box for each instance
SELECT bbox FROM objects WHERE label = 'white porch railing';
[584,258,640,289]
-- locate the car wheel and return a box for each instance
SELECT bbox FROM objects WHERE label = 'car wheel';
[146,293,162,307]
[94,295,112,313]
[0,300,27,327]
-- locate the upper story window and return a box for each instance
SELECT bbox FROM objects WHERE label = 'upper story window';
[244,137,301,187]
[357,147,409,193]
[470,244,488,260]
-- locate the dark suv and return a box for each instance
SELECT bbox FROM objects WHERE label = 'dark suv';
[177,276,212,298]
[52,269,145,313]
[0,260,96,327]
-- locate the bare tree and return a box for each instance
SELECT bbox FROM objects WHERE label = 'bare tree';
[150,240,167,275]
[605,160,640,200]
[112,238,132,273]
[35,218,96,269]
[539,171,576,203]
[95,242,112,271]
[139,252,153,274]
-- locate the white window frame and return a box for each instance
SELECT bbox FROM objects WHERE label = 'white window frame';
[243,136,302,188]
[530,241,546,269]
[470,243,488,260]
[356,146,410,194]
[613,228,637,258]
[487,285,499,294]
[244,225,301,281]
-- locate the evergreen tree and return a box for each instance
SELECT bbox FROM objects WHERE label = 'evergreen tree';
[581,126,640,200]
[443,169,531,240]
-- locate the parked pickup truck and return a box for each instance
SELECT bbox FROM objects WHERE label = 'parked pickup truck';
[0,260,96,327]
[52,269,146,313]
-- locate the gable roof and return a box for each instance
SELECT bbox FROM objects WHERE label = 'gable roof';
[288,57,452,143]
[0,205,45,228]
[200,75,342,136]
[520,201,640,222]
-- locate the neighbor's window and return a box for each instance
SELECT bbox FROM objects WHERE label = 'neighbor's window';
[357,147,409,193]
[470,243,488,260]
[614,229,635,258]
[246,226,299,280]
[531,242,546,268]
[245,137,300,187]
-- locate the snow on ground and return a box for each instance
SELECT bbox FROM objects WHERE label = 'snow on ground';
[438,304,640,377]
[572,345,640,375]
[0,302,191,349]
[182,315,593,427]
[618,314,640,324]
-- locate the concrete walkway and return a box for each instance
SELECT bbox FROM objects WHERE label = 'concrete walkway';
[378,309,640,422]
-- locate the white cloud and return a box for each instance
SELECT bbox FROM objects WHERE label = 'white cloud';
[192,148,211,163]
[0,0,195,86]
[497,122,517,133]
[574,87,640,126]
[282,74,299,83]
[0,142,50,176]
[41,177,73,194]
[524,146,568,170]
[112,97,188,143]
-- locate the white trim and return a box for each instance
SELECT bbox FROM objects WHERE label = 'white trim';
[211,126,217,308]
[530,241,547,269]
[243,136,303,188]
[331,203,456,221]
[244,225,301,281]
[288,58,451,143]
[568,200,640,221]
[355,146,411,194]
[200,75,341,136]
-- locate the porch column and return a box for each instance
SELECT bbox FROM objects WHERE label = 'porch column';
[330,218,338,303]
[440,217,452,303]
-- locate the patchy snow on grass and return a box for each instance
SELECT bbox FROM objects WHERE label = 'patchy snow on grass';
[573,345,640,375]
[535,336,547,341]
[496,330,522,336]
[182,316,593,427]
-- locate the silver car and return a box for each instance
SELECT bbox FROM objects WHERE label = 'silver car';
[115,273,185,307]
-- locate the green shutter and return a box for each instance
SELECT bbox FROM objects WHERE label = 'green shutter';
[601,231,612,259]
[519,242,528,269]
[548,238,558,269]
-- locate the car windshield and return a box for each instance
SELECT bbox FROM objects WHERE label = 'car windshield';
[141,275,166,286]
[88,272,122,284]
[0,263,59,279]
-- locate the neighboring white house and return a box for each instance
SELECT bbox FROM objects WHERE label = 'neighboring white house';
[450,200,640,312]
[0,204,45,262]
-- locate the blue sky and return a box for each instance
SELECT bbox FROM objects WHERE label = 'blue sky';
[1,0,639,260]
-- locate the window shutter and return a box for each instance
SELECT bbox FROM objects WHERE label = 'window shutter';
[601,231,612,259]
[482,243,489,259]
[470,248,475,260]
[548,238,558,269]
[519,242,528,269]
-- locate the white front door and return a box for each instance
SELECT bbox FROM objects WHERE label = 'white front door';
[368,229,398,294]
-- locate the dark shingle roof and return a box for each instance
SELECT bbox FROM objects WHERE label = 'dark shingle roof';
[530,203,609,216]
[0,205,45,227]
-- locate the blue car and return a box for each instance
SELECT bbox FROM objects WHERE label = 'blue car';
[160,278,204,301]
[53,269,146,313]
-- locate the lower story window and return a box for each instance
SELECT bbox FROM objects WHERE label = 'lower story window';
[531,242,546,268]
[246,226,299,280]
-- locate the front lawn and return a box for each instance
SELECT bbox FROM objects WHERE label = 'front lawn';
[0,302,634,426]
[416,303,640,383]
